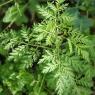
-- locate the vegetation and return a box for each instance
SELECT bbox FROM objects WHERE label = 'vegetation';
[0,0,95,95]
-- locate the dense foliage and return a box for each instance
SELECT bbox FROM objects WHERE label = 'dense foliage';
[0,0,95,95]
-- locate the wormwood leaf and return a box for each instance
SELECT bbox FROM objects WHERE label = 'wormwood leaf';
[69,29,93,62]
[55,67,75,95]
[46,35,53,45]
[47,2,57,12]
[42,63,58,73]
[8,45,26,61]
[38,50,53,64]
[37,5,53,19]
[0,30,20,50]
[33,23,47,41]
[67,38,73,54]
[77,78,93,88]
[8,45,35,69]
[73,86,92,95]
[20,27,30,42]
[56,75,64,95]
[61,12,78,26]
[76,46,90,62]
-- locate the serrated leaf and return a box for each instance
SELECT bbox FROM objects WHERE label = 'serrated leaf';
[42,63,58,73]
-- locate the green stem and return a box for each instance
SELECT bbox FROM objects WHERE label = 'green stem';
[86,10,89,17]
[20,42,50,49]
[0,0,13,7]
[15,2,22,16]
[38,74,46,95]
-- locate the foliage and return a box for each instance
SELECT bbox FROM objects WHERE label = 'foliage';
[0,0,95,95]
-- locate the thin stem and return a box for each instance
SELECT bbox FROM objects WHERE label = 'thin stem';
[20,42,50,49]
[28,43,50,49]
[15,2,22,16]
[4,19,15,31]
[0,0,13,7]
[38,74,46,95]
[31,44,49,49]
[86,10,89,17]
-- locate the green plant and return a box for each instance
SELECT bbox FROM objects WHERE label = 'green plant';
[77,0,95,16]
[34,0,95,95]
[0,0,95,95]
